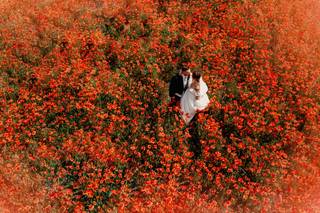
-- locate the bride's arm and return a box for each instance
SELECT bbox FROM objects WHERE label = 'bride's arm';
[199,79,208,96]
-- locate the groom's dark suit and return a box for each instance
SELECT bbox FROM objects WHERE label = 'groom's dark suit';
[169,73,190,106]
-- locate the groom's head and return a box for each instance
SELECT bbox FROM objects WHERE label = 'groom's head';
[180,65,191,77]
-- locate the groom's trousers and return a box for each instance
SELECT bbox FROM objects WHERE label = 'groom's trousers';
[188,113,201,159]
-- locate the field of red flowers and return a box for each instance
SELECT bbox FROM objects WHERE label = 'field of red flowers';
[1,0,320,212]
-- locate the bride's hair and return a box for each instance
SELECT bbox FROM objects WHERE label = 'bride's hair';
[191,69,202,92]
[192,70,201,82]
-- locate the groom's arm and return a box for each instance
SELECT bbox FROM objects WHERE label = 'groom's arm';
[169,76,177,97]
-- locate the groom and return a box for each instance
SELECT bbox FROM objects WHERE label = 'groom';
[169,65,191,107]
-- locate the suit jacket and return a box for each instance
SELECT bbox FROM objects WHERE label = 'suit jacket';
[169,74,190,99]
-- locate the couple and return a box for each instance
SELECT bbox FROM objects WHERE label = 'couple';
[169,66,210,124]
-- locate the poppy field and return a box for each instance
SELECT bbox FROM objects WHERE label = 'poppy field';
[0,0,320,212]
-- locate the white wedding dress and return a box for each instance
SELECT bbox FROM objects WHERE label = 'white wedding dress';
[181,78,210,124]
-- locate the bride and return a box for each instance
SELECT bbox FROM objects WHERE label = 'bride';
[181,70,210,124]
